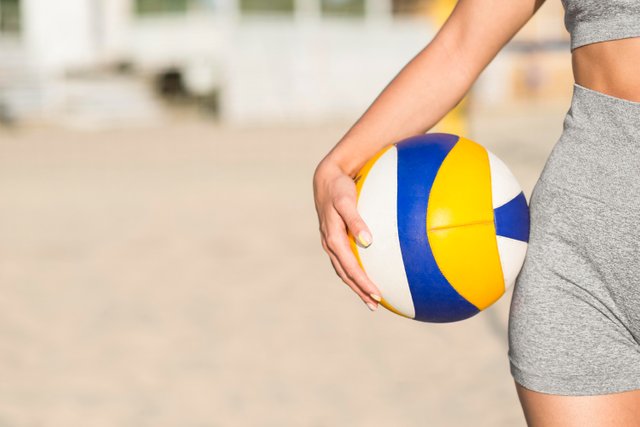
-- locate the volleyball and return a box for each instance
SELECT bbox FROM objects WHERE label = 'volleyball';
[350,133,530,323]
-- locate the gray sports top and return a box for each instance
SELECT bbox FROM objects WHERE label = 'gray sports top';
[561,0,640,51]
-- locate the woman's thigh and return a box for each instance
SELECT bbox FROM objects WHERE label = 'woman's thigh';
[515,382,640,427]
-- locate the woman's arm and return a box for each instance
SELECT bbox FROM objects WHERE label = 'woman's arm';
[313,0,547,310]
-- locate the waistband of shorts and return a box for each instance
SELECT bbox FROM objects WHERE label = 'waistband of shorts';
[571,82,640,120]
[537,83,640,209]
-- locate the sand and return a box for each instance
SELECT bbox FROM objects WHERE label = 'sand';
[0,100,567,426]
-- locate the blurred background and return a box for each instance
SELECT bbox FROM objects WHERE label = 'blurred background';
[0,0,573,425]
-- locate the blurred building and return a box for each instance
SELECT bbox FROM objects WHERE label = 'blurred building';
[0,0,572,128]
[476,0,574,109]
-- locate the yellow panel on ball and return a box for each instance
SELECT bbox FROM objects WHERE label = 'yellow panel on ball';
[426,136,505,310]
[426,137,494,229]
[428,223,504,310]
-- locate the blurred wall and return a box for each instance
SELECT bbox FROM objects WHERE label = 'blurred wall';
[0,0,572,128]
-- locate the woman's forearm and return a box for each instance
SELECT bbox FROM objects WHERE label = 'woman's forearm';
[324,38,476,178]
[313,0,546,310]
[321,0,548,178]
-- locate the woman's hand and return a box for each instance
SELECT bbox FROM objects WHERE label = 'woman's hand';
[309,0,544,314]
[313,156,382,311]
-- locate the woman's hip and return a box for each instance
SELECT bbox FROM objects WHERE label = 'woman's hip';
[538,82,640,210]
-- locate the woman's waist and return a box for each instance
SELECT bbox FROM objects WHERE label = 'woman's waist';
[534,76,640,209]
[572,37,640,104]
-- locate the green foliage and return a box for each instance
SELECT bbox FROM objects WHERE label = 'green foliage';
[0,0,21,33]
[239,0,294,14]
[136,0,189,15]
[321,0,365,16]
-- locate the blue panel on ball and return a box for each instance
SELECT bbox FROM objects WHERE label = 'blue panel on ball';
[396,133,480,323]
[494,192,530,242]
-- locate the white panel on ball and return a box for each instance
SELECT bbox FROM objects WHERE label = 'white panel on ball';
[356,147,415,318]
[487,151,523,209]
[496,236,528,290]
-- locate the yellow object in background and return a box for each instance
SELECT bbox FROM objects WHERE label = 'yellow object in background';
[426,0,469,136]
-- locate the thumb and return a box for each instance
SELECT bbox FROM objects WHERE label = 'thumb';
[333,196,372,248]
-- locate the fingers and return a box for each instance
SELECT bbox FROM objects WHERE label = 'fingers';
[321,211,382,305]
[333,194,372,249]
[326,228,381,301]
[323,241,378,311]
[314,163,382,312]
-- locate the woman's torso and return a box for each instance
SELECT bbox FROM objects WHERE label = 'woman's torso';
[531,1,640,210]
[572,37,640,103]
[561,0,640,101]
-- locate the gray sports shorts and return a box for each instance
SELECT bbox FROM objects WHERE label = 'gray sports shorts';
[508,82,640,396]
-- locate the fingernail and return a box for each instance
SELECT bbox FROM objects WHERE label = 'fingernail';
[370,293,381,302]
[366,302,377,311]
[357,231,372,248]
